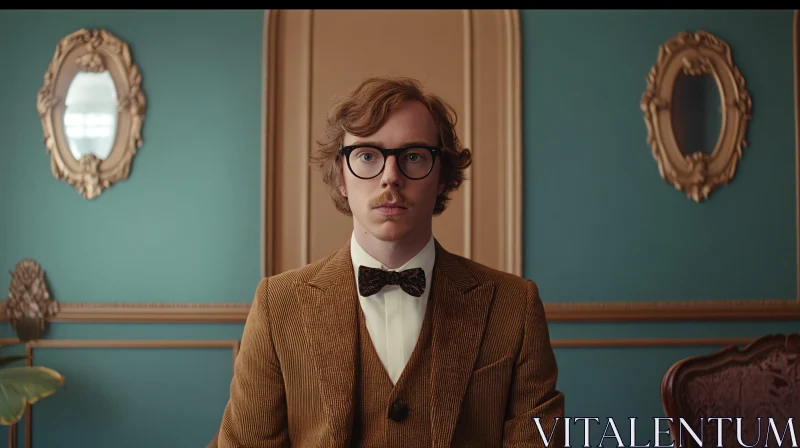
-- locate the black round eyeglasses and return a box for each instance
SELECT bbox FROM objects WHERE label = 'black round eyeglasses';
[338,144,441,180]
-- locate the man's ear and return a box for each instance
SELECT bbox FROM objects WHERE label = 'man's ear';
[338,163,348,197]
[438,183,445,195]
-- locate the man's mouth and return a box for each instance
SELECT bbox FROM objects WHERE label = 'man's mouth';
[374,202,406,209]
[374,203,409,215]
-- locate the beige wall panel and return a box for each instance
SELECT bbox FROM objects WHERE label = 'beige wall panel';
[265,10,522,277]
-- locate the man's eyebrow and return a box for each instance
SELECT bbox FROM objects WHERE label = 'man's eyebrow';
[348,140,435,148]
[348,140,383,147]
[400,140,437,147]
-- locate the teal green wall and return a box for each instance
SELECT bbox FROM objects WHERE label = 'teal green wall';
[0,9,797,448]
[0,9,262,448]
[523,10,796,301]
[0,10,263,303]
[522,9,798,446]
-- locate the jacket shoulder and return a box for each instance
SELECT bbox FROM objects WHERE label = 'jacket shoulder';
[445,251,536,293]
[259,251,338,291]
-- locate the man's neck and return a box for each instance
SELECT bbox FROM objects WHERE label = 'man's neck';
[353,227,432,270]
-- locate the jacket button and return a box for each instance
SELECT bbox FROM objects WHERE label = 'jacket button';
[387,401,409,422]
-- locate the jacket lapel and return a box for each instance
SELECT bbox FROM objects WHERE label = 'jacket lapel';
[294,242,358,447]
[292,239,495,447]
[429,241,495,447]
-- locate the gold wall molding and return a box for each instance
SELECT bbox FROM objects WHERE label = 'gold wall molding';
[0,302,252,323]
[18,339,239,448]
[1,335,749,350]
[545,298,800,322]
[0,338,20,347]
[551,337,755,348]
[1,299,799,323]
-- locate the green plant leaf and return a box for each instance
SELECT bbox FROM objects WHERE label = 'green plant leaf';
[0,356,29,368]
[0,366,64,425]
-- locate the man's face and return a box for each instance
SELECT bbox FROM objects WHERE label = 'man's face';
[340,100,444,243]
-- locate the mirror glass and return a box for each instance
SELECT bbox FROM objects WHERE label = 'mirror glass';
[63,71,118,161]
[671,72,722,156]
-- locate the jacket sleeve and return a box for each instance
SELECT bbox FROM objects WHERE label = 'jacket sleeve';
[503,280,565,447]
[217,277,290,447]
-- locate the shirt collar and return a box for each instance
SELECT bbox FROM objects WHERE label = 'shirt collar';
[350,231,436,287]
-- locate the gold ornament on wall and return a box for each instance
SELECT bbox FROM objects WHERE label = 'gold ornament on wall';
[641,30,752,202]
[37,28,147,200]
[2,259,59,342]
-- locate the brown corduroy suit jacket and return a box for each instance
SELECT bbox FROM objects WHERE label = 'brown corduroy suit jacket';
[213,239,564,447]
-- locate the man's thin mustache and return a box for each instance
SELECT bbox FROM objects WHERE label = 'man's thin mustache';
[369,191,412,208]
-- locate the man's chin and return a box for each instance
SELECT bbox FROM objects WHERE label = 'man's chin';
[370,209,406,225]
[368,221,410,242]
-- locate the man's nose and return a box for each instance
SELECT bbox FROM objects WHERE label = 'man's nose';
[381,155,404,188]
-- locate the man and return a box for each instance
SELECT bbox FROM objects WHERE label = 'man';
[214,77,564,447]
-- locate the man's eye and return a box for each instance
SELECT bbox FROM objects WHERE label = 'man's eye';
[405,152,426,162]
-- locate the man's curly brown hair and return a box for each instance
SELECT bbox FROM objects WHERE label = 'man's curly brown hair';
[310,77,472,216]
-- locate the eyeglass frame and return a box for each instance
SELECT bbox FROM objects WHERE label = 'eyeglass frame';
[338,144,442,180]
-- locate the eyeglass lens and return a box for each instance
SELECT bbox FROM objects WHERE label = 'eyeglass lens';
[348,146,433,179]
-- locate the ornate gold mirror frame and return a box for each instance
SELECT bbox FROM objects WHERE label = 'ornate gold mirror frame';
[37,29,146,200]
[641,31,752,202]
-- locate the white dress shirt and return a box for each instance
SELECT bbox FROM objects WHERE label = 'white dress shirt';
[350,232,435,384]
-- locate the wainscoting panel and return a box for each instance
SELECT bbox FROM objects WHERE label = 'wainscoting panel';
[18,340,238,448]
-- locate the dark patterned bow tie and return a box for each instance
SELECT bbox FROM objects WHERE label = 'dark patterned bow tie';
[358,266,426,297]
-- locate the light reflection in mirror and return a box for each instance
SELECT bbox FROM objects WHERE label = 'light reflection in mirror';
[63,71,118,160]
